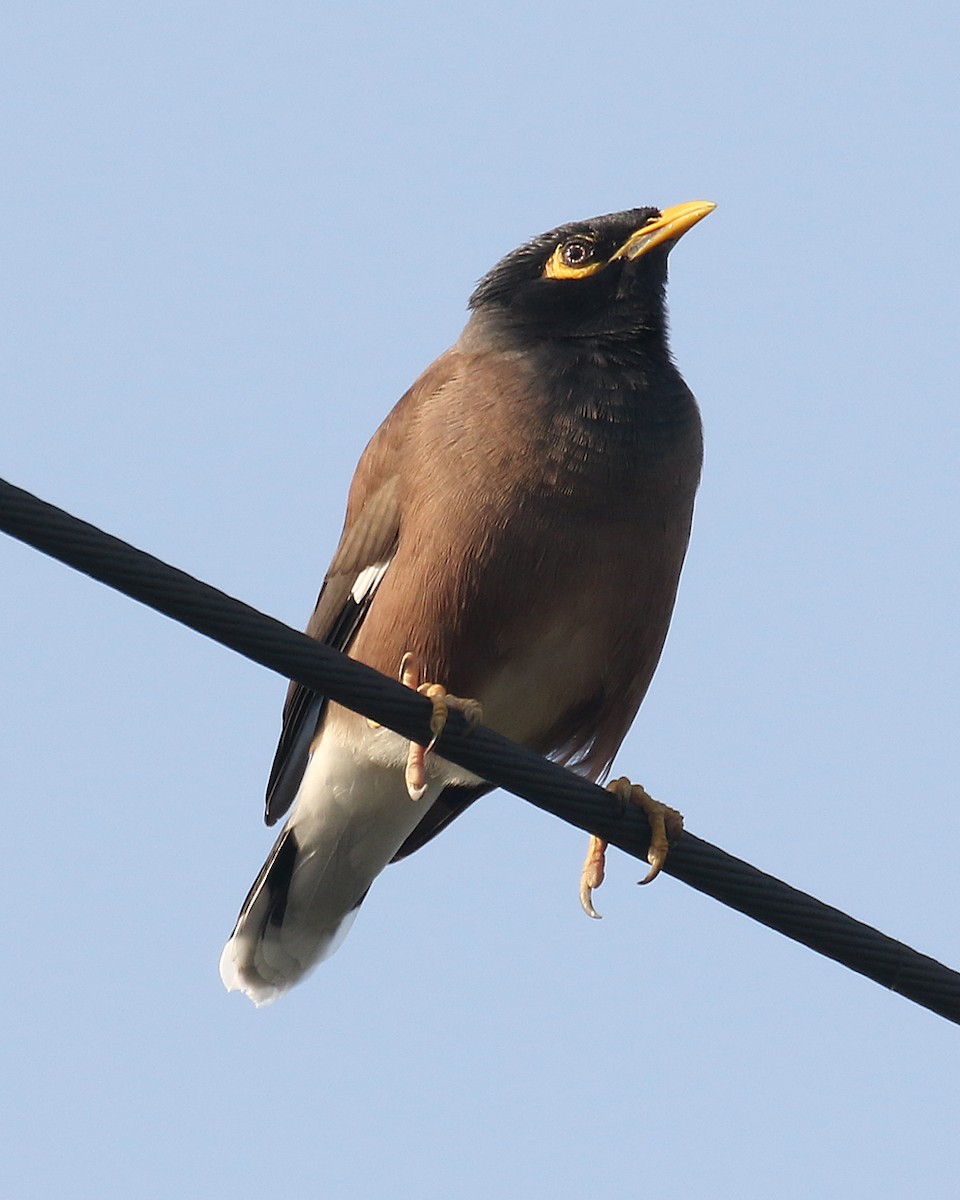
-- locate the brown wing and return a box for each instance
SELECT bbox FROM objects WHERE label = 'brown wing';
[263,351,463,827]
[263,555,395,825]
[263,512,400,824]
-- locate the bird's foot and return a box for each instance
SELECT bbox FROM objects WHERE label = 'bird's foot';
[579,833,607,919]
[399,652,482,800]
[579,777,683,918]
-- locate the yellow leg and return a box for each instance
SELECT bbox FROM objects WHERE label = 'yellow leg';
[399,653,482,801]
[579,778,683,917]
[580,834,606,919]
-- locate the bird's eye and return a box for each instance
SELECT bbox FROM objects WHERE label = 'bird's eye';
[543,235,603,280]
[560,238,594,267]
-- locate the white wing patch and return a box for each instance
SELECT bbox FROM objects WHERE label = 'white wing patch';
[350,557,392,604]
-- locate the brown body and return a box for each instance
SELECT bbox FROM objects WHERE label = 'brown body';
[220,203,711,1005]
[333,341,701,778]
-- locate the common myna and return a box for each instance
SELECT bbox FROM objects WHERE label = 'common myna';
[220,202,714,1005]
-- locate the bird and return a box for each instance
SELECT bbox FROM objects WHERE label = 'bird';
[220,201,713,1005]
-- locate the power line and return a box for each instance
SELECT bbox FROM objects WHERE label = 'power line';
[2,475,957,1024]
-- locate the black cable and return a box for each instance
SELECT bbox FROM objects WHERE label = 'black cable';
[2,475,958,1024]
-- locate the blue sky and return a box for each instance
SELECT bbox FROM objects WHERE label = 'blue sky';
[2,3,959,1197]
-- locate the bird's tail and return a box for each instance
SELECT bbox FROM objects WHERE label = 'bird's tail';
[219,821,367,1007]
[219,730,445,1006]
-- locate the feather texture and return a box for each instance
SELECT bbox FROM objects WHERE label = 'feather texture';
[221,205,708,1003]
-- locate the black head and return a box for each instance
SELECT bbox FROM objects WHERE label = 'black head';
[468,203,714,343]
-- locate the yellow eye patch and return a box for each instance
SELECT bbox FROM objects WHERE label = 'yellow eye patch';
[543,238,605,281]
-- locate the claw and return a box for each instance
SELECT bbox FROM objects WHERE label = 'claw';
[579,834,606,919]
[404,744,429,801]
[638,803,670,885]
[579,778,683,911]
[399,652,418,691]
[398,653,482,801]
[418,682,449,754]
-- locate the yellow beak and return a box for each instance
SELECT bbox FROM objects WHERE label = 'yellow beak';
[614,200,716,260]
